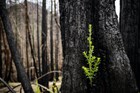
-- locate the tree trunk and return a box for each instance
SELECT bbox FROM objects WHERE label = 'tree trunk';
[37,0,41,77]
[50,0,54,81]
[25,0,30,78]
[0,0,34,93]
[54,0,59,81]
[120,0,140,90]
[59,0,138,92]
[41,0,49,90]
[55,27,59,81]
[0,19,2,78]
[93,0,138,93]
[59,0,93,93]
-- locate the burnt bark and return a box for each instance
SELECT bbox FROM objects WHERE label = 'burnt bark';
[50,0,54,81]
[120,0,140,90]
[59,0,93,93]
[0,19,2,78]
[37,0,41,77]
[93,0,138,93]
[55,28,59,81]
[41,0,49,90]
[24,0,30,78]
[59,0,138,93]
[0,0,34,93]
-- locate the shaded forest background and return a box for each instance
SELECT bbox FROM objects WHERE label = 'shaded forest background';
[1,1,62,81]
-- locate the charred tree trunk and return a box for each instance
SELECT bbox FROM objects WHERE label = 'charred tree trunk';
[0,19,2,78]
[37,0,41,77]
[25,0,30,78]
[59,0,92,93]
[50,0,54,81]
[93,0,138,93]
[120,0,140,90]
[41,0,49,90]
[55,28,59,81]
[0,0,34,93]
[59,0,138,93]
[1,28,11,82]
[54,0,59,81]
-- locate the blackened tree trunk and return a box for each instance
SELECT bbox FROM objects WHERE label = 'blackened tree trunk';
[0,0,34,93]
[59,0,93,93]
[0,19,2,78]
[59,0,138,93]
[120,0,140,90]
[93,0,138,93]
[37,0,41,77]
[55,26,59,81]
[41,0,49,89]
[54,0,59,81]
[24,0,30,78]
[50,0,54,81]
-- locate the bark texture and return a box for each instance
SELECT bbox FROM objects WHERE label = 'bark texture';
[120,0,140,90]
[50,0,54,81]
[59,0,93,93]
[59,0,138,93]
[0,0,34,93]
[41,0,49,89]
[0,19,2,78]
[93,0,138,93]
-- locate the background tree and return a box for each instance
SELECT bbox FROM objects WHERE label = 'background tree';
[0,19,2,78]
[54,0,59,81]
[0,0,34,92]
[24,0,30,78]
[41,0,49,90]
[25,0,38,78]
[54,18,59,81]
[37,0,41,78]
[120,0,140,90]
[50,0,54,81]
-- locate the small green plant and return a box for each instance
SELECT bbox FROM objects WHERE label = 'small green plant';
[35,79,41,93]
[52,81,59,93]
[82,24,101,86]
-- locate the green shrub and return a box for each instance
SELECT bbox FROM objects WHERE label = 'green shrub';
[82,24,101,86]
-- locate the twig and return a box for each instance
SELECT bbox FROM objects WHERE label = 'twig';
[0,77,16,93]
[32,82,53,93]
[6,83,21,93]
[35,71,62,81]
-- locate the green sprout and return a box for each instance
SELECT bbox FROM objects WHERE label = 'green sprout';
[82,24,101,86]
